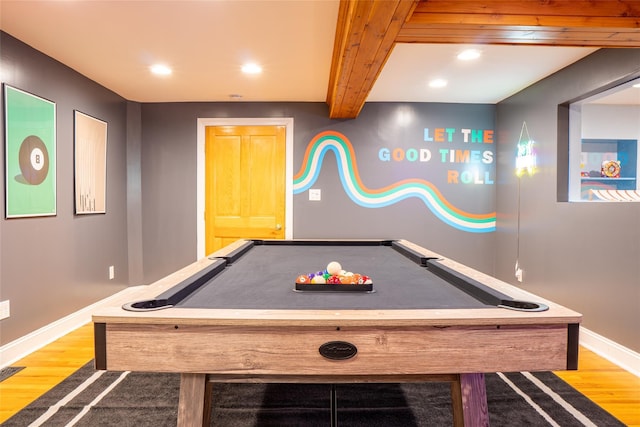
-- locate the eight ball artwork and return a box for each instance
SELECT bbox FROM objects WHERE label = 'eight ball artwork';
[18,135,50,185]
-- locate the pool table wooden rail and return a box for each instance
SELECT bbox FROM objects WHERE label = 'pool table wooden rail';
[96,322,572,374]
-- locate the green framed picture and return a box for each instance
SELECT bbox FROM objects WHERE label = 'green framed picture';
[4,85,56,218]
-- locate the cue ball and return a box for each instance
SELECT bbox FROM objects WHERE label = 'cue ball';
[326,261,342,275]
[18,135,49,185]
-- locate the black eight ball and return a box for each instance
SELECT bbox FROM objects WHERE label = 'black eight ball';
[18,135,49,185]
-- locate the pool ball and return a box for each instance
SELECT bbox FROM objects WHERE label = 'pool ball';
[339,275,355,284]
[18,135,49,185]
[296,275,309,284]
[327,275,341,284]
[326,261,342,275]
[311,275,326,284]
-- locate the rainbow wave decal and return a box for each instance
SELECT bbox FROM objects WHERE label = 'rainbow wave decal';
[293,130,496,233]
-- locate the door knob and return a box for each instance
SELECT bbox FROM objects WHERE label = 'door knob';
[275,224,282,231]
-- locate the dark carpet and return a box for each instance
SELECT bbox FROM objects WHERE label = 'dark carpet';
[4,362,625,426]
[0,366,25,382]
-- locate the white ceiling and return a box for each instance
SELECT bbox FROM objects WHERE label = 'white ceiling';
[0,0,615,105]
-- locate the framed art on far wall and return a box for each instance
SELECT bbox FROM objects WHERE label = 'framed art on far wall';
[4,84,57,218]
[74,110,107,214]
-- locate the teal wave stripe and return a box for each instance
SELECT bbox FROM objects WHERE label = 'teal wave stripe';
[293,131,496,233]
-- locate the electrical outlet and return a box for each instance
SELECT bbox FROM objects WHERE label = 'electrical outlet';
[109,266,115,280]
[0,300,10,320]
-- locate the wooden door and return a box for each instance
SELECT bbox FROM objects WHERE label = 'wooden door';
[205,125,286,254]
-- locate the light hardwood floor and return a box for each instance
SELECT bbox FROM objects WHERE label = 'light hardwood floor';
[1,323,639,425]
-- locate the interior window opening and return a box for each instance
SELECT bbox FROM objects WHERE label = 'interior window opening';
[567,77,640,202]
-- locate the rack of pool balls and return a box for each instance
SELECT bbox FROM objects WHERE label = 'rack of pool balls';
[295,261,372,291]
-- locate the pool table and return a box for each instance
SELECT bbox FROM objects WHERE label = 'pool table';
[93,239,581,426]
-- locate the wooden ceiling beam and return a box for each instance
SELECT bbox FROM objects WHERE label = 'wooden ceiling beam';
[327,0,640,119]
[397,25,640,47]
[326,0,420,119]
[400,0,640,47]
[407,0,640,19]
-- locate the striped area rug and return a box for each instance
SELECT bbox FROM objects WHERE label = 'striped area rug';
[4,361,625,426]
[0,366,24,382]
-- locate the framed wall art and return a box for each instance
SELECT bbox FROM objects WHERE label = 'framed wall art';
[4,84,57,218]
[74,110,107,214]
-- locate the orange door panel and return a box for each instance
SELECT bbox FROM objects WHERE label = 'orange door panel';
[205,125,286,254]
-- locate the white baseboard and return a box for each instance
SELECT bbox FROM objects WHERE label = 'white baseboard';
[2,292,639,378]
[579,327,640,377]
[0,286,146,369]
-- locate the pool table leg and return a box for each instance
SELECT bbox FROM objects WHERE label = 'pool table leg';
[177,373,208,427]
[450,373,489,427]
[330,384,338,427]
[203,380,214,426]
[177,373,489,426]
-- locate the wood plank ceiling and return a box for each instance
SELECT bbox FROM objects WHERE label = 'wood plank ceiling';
[326,0,640,119]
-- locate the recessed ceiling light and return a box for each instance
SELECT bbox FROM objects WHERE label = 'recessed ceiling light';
[241,63,262,74]
[429,79,448,88]
[457,49,481,61]
[150,64,172,76]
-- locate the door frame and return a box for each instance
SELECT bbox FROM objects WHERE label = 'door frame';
[196,117,294,258]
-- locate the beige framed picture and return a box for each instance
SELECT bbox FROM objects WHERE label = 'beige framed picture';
[74,110,107,214]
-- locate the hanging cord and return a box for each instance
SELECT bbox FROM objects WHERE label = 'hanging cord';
[515,122,531,280]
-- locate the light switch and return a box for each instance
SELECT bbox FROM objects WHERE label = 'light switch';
[309,189,321,201]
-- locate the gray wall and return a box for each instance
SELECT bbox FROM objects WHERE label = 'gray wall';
[2,29,639,356]
[140,102,496,283]
[495,48,640,352]
[0,33,130,344]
